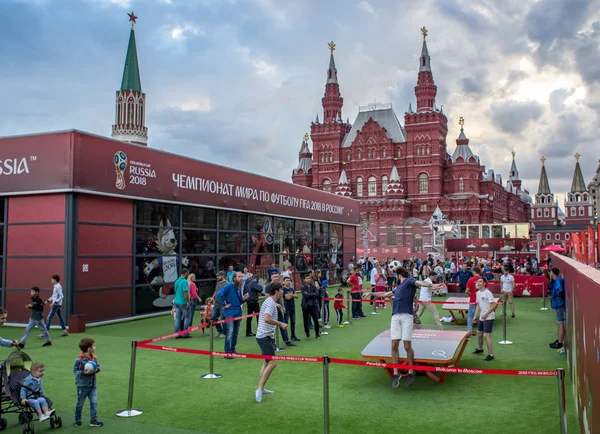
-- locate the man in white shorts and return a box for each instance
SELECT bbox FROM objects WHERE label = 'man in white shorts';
[500,267,515,318]
[366,267,441,388]
[415,271,443,328]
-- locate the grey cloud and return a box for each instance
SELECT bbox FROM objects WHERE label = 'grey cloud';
[536,112,594,160]
[526,0,590,45]
[461,74,485,96]
[549,88,576,112]
[434,0,488,32]
[491,100,544,133]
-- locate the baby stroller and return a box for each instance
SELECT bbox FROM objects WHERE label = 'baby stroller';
[0,350,62,433]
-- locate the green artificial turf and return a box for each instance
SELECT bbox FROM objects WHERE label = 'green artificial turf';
[0,297,577,433]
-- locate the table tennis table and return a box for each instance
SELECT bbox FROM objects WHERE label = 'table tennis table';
[361,328,471,383]
[442,296,499,325]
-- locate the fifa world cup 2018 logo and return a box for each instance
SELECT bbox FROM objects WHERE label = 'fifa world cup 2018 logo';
[114,151,128,190]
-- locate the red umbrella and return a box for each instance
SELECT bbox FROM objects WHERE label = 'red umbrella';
[541,244,565,253]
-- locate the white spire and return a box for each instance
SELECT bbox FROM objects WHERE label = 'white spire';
[390,165,401,181]
[338,169,349,185]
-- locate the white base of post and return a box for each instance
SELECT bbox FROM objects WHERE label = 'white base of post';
[371,311,380,315]
[320,331,329,335]
[343,321,351,325]
[116,409,143,418]
[275,347,285,352]
[201,373,222,379]
[540,307,549,311]
[498,340,513,345]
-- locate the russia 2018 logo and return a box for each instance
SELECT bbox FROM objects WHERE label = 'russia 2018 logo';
[263,219,274,245]
[114,151,128,190]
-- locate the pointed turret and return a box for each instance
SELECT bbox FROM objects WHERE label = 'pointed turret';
[315,114,320,124]
[385,165,407,199]
[112,11,148,146]
[570,153,587,193]
[509,150,521,190]
[321,41,344,123]
[414,27,437,113]
[334,169,352,197]
[292,133,313,187]
[450,117,478,164]
[537,156,552,196]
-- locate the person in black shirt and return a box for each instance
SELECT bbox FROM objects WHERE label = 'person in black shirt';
[244,275,263,337]
[282,277,300,342]
[300,275,320,339]
[19,287,52,348]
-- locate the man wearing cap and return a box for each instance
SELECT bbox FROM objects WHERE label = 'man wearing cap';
[208,271,228,338]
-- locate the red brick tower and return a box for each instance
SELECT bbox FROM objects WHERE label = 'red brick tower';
[403,27,448,219]
[111,12,148,146]
[531,156,559,227]
[309,42,352,191]
[564,153,594,225]
[508,150,522,190]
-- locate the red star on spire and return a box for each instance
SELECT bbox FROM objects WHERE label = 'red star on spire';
[127,11,138,28]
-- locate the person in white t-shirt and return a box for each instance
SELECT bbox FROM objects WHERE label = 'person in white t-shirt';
[499,267,515,317]
[280,265,291,280]
[473,277,498,361]
[415,271,443,328]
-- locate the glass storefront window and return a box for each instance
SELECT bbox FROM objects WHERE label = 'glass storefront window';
[460,226,468,238]
[136,228,180,255]
[492,225,503,238]
[314,236,329,252]
[186,256,217,280]
[481,225,490,238]
[182,206,217,229]
[274,218,294,235]
[136,202,179,226]
[295,220,311,235]
[503,225,515,238]
[314,222,328,237]
[218,255,247,272]
[516,223,529,239]
[219,232,248,254]
[295,254,312,273]
[250,233,274,254]
[219,211,247,231]
[468,226,479,238]
[296,236,312,255]
[182,231,216,255]
[250,214,273,233]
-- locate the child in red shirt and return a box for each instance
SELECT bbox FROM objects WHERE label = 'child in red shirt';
[333,288,346,327]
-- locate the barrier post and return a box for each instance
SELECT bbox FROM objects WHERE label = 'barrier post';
[322,355,330,434]
[116,341,143,417]
[557,368,567,434]
[202,321,221,379]
[498,300,513,345]
[540,282,549,311]
[343,291,352,325]
[320,297,329,335]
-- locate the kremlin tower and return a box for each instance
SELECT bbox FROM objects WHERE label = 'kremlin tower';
[111,12,148,146]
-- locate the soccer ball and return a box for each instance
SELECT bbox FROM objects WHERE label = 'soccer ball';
[84,361,97,374]
[389,260,401,272]
[432,286,448,297]
[522,289,531,297]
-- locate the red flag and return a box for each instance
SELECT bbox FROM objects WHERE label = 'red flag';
[572,233,581,262]
[580,230,588,264]
[588,225,596,265]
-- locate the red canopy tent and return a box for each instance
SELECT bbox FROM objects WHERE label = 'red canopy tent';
[541,244,565,253]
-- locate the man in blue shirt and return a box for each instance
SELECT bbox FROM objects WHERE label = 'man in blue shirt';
[454,264,473,293]
[367,267,441,388]
[217,272,248,357]
[549,267,565,349]
[173,269,191,338]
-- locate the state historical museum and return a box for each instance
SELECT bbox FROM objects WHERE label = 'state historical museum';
[292,30,531,255]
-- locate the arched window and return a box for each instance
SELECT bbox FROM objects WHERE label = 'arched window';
[544,209,549,217]
[368,176,377,197]
[418,173,429,194]
[397,148,402,158]
[459,177,464,192]
[416,146,421,156]
[571,208,576,216]
[579,206,584,216]
[413,234,423,252]
[555,233,561,240]
[387,225,397,246]
[356,177,363,197]
[426,146,430,155]
[346,151,351,162]
[357,149,362,160]
[322,179,331,193]
[320,154,324,163]
[382,175,388,194]
[373,150,377,159]
[565,233,570,240]
[546,233,551,241]
[537,209,542,218]
[382,147,387,158]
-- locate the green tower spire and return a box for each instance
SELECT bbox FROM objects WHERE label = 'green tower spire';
[120,12,142,92]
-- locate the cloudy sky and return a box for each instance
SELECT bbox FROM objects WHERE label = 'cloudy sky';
[1,0,600,203]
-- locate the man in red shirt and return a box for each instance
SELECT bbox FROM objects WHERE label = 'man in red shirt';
[348,268,367,319]
[465,266,487,333]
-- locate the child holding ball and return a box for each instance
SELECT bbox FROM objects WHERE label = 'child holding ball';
[73,338,103,427]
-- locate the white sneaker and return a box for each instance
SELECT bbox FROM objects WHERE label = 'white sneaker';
[324,325,332,329]
[263,389,274,394]
[255,389,263,403]
[39,414,49,422]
